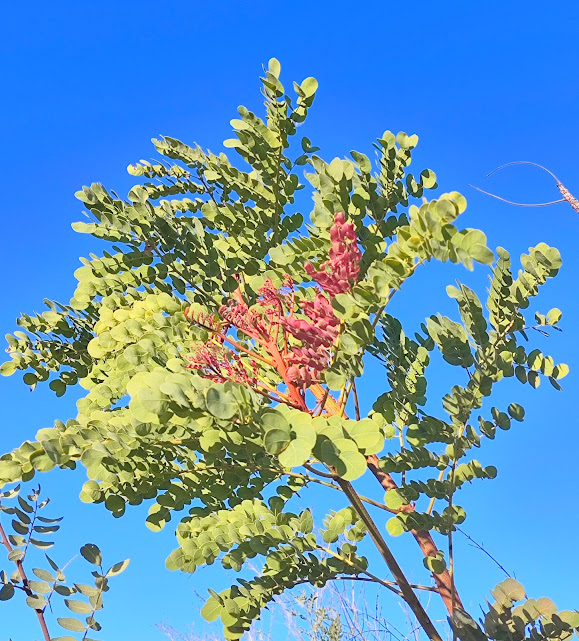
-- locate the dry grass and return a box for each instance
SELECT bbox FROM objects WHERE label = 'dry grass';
[155,580,438,641]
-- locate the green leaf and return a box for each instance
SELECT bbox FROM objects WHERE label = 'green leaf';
[420,169,437,189]
[30,538,54,550]
[0,583,15,600]
[547,308,562,324]
[557,611,579,629]
[32,568,55,582]
[396,132,418,149]
[26,594,47,609]
[297,509,314,534]
[205,386,237,420]
[491,578,526,605]
[268,58,281,78]
[535,597,557,616]
[106,559,130,577]
[75,583,99,597]
[30,450,55,473]
[259,408,290,433]
[515,366,527,384]
[345,418,384,455]
[449,609,487,641]
[527,371,540,388]
[57,617,86,632]
[17,495,33,513]
[384,490,405,510]
[350,150,371,173]
[278,422,316,468]
[553,363,569,379]
[49,379,66,396]
[507,403,525,421]
[0,361,17,376]
[28,580,51,594]
[386,517,405,537]
[263,428,291,456]
[201,596,223,622]
[336,448,368,481]
[11,519,29,535]
[45,554,61,573]
[65,599,93,614]
[300,77,318,98]
[324,369,347,391]
[0,460,22,482]
[80,544,102,566]
[104,494,125,516]
[8,549,24,562]
[424,554,447,575]
[54,585,76,596]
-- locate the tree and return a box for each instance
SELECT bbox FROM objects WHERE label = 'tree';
[1,59,578,641]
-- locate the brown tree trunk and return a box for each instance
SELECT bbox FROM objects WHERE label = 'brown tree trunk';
[310,384,462,614]
[366,454,462,612]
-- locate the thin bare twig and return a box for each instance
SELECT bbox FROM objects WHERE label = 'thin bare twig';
[457,528,511,578]
[352,379,361,421]
[470,161,579,212]
[468,185,565,207]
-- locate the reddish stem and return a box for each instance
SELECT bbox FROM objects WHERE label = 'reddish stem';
[0,520,51,641]
[309,383,463,614]
[265,339,308,411]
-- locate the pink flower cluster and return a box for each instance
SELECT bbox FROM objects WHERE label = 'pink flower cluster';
[220,297,265,340]
[186,212,361,390]
[304,212,362,296]
[282,293,340,385]
[185,342,258,386]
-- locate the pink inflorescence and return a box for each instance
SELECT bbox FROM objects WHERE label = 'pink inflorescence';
[219,297,266,339]
[186,212,361,390]
[185,342,258,386]
[282,293,341,385]
[304,212,362,297]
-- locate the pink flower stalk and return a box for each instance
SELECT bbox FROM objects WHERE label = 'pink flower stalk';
[281,294,339,348]
[305,212,362,297]
[184,308,224,333]
[219,298,267,340]
[185,342,258,386]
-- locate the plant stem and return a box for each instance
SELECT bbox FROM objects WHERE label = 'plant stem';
[352,380,361,420]
[335,478,443,641]
[457,528,511,578]
[365,453,462,613]
[470,161,579,213]
[0,520,51,641]
[317,546,402,597]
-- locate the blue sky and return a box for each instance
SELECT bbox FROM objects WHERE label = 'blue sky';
[1,1,578,639]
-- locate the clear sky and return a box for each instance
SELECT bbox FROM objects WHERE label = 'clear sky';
[1,1,578,639]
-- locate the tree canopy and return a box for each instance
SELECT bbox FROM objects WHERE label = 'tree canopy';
[1,59,577,641]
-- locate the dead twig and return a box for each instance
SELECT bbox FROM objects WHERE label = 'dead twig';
[469,161,578,213]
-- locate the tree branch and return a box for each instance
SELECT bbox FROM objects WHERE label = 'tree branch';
[334,478,443,641]
[0,518,51,641]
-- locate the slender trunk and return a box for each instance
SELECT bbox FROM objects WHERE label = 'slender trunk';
[336,476,443,641]
[0,521,51,641]
[310,384,462,614]
[366,454,462,612]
